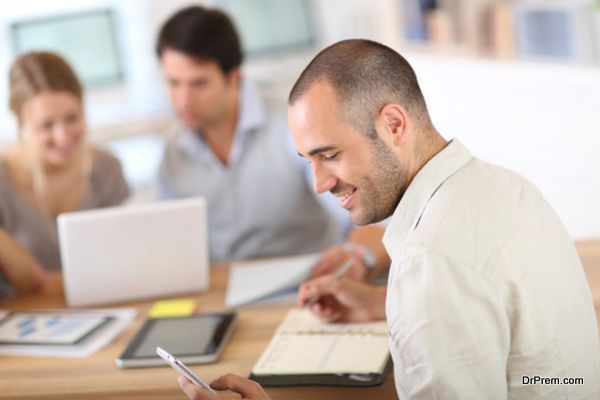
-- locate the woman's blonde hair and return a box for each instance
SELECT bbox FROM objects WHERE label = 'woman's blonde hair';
[9,51,83,125]
[8,51,89,211]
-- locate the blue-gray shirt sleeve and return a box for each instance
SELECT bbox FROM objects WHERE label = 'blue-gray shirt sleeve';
[157,146,176,200]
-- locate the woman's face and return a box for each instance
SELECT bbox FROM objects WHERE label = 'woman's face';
[20,90,85,167]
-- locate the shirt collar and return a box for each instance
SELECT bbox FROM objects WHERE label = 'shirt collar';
[228,79,266,164]
[383,139,473,254]
[176,79,266,166]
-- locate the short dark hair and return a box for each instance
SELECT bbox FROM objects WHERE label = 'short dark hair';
[156,6,243,74]
[289,39,430,138]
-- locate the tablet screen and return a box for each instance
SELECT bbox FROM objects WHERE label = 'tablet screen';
[117,312,236,367]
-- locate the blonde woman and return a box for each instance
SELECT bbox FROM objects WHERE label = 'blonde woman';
[0,51,130,297]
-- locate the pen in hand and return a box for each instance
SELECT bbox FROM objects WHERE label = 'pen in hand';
[304,258,356,309]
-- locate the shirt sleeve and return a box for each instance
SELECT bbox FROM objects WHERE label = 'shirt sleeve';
[94,150,131,207]
[387,252,509,399]
[0,273,15,300]
[157,155,174,200]
[0,208,14,299]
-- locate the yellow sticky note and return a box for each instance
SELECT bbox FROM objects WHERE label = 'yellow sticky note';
[149,299,196,318]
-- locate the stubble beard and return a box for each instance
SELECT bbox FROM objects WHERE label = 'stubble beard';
[352,135,407,225]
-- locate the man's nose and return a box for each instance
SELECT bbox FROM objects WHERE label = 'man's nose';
[312,162,337,194]
[174,87,193,109]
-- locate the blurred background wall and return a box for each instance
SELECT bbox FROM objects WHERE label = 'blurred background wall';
[0,0,598,238]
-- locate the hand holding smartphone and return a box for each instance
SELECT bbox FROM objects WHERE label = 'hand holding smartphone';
[156,346,216,394]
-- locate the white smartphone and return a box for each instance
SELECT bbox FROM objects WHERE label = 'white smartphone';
[156,346,216,393]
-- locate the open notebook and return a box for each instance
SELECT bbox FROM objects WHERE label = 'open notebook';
[250,308,391,387]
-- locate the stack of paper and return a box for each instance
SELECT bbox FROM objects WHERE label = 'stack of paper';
[225,254,320,307]
[0,308,136,358]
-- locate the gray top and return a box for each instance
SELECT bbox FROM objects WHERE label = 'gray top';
[158,81,346,261]
[0,148,130,271]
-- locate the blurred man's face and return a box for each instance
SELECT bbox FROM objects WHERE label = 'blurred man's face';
[161,48,237,131]
[289,82,407,225]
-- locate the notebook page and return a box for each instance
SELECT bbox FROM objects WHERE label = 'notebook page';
[277,308,388,335]
[252,333,389,375]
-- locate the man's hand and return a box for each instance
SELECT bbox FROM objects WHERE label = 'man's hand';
[310,245,368,281]
[179,374,271,400]
[298,275,386,323]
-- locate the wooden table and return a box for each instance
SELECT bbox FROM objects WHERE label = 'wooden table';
[1,240,599,400]
[0,266,396,400]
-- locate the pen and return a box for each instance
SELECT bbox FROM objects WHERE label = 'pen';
[304,258,356,309]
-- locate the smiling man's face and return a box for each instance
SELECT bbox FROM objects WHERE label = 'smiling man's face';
[289,81,407,225]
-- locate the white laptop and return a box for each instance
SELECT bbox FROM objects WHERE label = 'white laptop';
[58,198,209,307]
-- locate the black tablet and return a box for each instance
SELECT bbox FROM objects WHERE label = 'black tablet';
[116,312,237,368]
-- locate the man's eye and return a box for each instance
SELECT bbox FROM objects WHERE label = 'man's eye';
[323,153,338,161]
[65,113,80,125]
[37,121,53,131]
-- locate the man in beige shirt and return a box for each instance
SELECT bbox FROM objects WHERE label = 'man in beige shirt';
[180,40,600,400]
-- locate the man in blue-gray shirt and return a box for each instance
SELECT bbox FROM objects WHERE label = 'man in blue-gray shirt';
[156,6,388,273]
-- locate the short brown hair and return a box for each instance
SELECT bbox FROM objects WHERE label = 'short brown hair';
[289,39,430,138]
[156,6,243,74]
[9,51,83,125]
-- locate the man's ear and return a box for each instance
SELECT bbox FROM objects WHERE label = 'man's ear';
[378,103,409,147]
[226,67,241,87]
